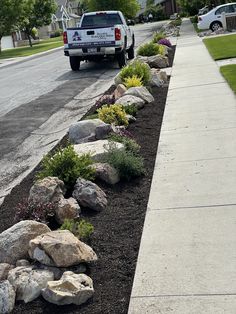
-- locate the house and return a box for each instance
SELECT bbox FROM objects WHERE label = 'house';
[137,0,178,16]
[38,0,81,38]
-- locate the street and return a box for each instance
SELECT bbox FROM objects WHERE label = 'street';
[0,21,166,204]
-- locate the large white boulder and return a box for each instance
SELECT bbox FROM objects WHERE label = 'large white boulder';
[28,230,97,267]
[115,95,145,109]
[74,139,124,162]
[69,119,105,144]
[125,86,154,103]
[42,271,94,306]
[0,281,16,314]
[0,220,51,264]
[8,266,54,303]
[73,178,107,212]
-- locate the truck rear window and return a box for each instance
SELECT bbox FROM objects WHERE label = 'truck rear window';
[81,13,122,27]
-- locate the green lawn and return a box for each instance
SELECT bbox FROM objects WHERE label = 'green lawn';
[220,64,236,93]
[0,36,63,59]
[204,34,236,60]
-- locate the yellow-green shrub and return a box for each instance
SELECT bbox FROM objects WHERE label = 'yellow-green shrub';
[119,60,151,86]
[124,75,143,89]
[97,104,128,126]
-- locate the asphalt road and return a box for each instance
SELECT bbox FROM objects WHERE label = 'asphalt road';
[0,21,167,204]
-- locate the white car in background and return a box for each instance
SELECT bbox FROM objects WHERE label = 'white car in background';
[198,2,236,31]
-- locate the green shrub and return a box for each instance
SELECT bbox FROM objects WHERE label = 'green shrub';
[170,19,182,27]
[37,145,95,189]
[137,42,165,57]
[123,104,138,117]
[119,60,151,86]
[102,143,145,181]
[124,75,143,89]
[108,133,140,155]
[60,219,94,241]
[97,104,128,126]
[153,32,165,43]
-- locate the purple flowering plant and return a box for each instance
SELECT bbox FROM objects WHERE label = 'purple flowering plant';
[158,38,172,47]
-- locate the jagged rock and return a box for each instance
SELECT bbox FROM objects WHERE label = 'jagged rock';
[16,260,30,267]
[73,178,107,212]
[95,123,113,140]
[8,266,54,303]
[93,163,120,185]
[36,263,87,280]
[125,86,154,103]
[114,84,127,100]
[148,55,169,68]
[134,56,149,65]
[74,140,124,162]
[28,176,65,205]
[0,263,14,281]
[0,220,51,264]
[69,119,105,144]
[158,70,168,83]
[0,280,15,314]
[149,69,164,87]
[56,197,80,225]
[115,95,145,109]
[29,230,97,267]
[42,271,94,306]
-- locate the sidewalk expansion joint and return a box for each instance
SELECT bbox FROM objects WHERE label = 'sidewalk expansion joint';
[158,154,236,165]
[149,203,236,211]
[169,81,226,91]
[131,293,236,299]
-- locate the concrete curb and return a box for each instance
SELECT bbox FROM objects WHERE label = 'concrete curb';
[0,46,63,69]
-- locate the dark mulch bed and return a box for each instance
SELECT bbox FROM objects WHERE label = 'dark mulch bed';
[0,47,175,314]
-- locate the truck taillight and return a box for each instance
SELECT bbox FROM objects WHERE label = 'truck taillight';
[115,28,121,41]
[63,31,68,44]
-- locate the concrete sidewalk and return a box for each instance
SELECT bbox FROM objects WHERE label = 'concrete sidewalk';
[129,19,236,313]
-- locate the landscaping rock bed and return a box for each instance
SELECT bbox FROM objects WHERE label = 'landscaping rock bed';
[0,47,175,314]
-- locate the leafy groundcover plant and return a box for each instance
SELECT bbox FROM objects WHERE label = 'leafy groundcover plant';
[119,60,151,86]
[60,218,94,241]
[97,104,128,126]
[37,145,95,190]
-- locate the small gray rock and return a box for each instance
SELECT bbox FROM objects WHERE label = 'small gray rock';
[16,259,30,267]
[93,163,120,185]
[95,123,113,140]
[73,178,107,211]
[115,95,145,109]
[0,280,16,314]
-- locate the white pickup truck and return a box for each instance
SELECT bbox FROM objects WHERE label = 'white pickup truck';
[63,11,135,71]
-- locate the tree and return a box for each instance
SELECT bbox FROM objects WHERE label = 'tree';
[87,0,140,18]
[0,0,25,52]
[144,4,166,20]
[177,0,227,16]
[19,0,57,47]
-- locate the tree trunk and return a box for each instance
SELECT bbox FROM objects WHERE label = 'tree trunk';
[28,33,32,47]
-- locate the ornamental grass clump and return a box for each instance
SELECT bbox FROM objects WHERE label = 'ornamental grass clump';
[119,60,151,86]
[153,32,165,43]
[60,218,94,241]
[124,75,143,89]
[97,104,128,126]
[102,142,145,181]
[108,133,140,155]
[137,42,165,57]
[37,145,95,189]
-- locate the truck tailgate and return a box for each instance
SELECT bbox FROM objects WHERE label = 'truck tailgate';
[67,26,116,49]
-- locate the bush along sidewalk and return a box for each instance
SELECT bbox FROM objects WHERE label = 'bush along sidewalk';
[0,35,175,313]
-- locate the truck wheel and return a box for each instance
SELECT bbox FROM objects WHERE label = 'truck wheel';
[128,36,135,60]
[117,51,127,68]
[69,56,81,71]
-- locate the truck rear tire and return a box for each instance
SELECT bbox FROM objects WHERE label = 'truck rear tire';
[69,56,81,71]
[128,36,135,60]
[117,51,127,68]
